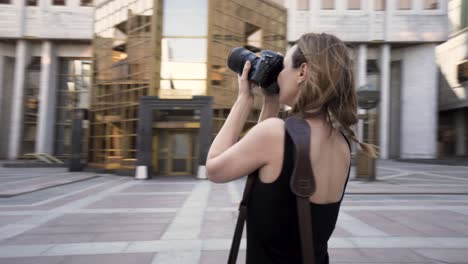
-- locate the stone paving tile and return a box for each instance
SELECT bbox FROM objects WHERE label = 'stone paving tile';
[346,210,426,236]
[34,189,116,210]
[207,185,234,207]
[0,174,99,197]
[0,178,123,211]
[121,184,194,193]
[91,231,163,242]
[414,249,468,263]
[27,224,168,235]
[200,250,246,264]
[0,180,84,206]
[373,210,467,237]
[44,212,175,226]
[0,244,54,257]
[61,253,155,264]
[151,250,201,263]
[84,195,186,209]
[43,242,129,256]
[0,256,66,264]
[329,248,435,263]
[408,210,468,236]
[125,240,202,252]
[1,233,95,245]
[0,162,467,263]
[346,185,468,194]
[201,211,239,239]
[201,223,237,239]
[203,211,238,222]
[341,200,468,206]
[331,226,353,237]
[0,253,155,264]
[0,216,30,228]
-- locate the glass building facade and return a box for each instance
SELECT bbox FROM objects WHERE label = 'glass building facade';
[90,0,287,175]
[55,59,92,159]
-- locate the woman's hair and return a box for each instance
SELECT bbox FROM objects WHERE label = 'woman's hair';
[289,32,378,158]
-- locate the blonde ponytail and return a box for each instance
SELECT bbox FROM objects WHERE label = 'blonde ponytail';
[343,126,379,158]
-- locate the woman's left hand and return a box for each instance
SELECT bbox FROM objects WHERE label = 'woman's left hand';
[237,60,254,101]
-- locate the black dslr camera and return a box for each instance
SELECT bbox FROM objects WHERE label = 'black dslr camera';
[227,47,283,94]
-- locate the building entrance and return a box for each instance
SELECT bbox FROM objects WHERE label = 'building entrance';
[152,129,198,176]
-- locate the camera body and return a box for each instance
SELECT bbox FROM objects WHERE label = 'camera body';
[227,47,283,94]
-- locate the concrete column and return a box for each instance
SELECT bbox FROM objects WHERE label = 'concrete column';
[357,44,367,143]
[357,44,367,88]
[379,44,391,159]
[455,109,467,156]
[36,41,57,155]
[383,0,392,40]
[0,57,15,159]
[0,56,5,158]
[8,40,30,159]
[0,56,5,120]
[17,0,26,37]
[400,44,438,159]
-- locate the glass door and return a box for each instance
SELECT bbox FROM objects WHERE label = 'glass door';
[169,132,192,175]
[153,130,193,176]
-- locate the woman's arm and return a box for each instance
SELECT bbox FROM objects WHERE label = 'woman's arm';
[206,117,283,183]
[206,95,253,161]
[207,60,254,161]
[206,61,283,183]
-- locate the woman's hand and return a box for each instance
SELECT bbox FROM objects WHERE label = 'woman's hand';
[237,60,254,102]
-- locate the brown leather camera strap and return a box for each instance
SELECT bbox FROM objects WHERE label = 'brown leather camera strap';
[286,116,316,264]
[228,117,316,264]
[228,170,257,264]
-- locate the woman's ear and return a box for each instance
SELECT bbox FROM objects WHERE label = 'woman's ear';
[297,62,308,84]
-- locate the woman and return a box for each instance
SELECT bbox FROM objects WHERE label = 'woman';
[206,33,377,263]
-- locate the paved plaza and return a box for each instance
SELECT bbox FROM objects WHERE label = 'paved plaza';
[0,160,467,263]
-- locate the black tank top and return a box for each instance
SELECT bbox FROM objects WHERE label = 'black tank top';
[246,127,351,264]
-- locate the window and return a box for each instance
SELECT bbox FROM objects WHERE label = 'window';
[0,0,11,4]
[26,0,37,6]
[80,0,93,6]
[246,23,262,49]
[297,0,309,10]
[53,0,65,5]
[321,0,334,10]
[160,38,207,92]
[21,57,42,154]
[398,0,411,10]
[374,0,385,10]
[162,0,207,37]
[54,59,91,158]
[423,0,438,9]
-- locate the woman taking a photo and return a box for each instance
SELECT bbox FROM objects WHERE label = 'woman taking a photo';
[206,32,377,264]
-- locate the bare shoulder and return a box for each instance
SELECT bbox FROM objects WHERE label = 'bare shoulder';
[254,118,286,183]
[257,117,284,129]
[251,117,284,141]
[245,117,285,160]
[206,117,285,183]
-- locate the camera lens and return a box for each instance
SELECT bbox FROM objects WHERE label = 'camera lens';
[227,47,258,75]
